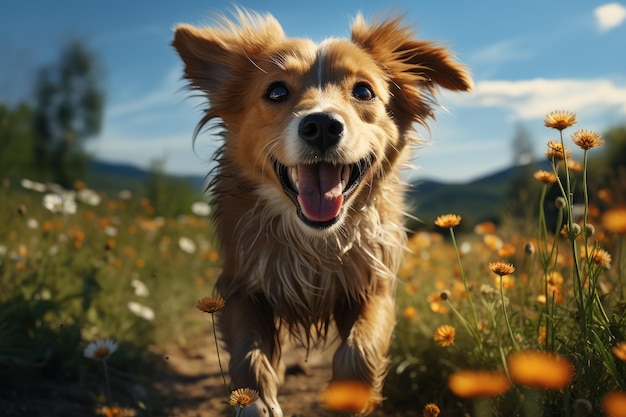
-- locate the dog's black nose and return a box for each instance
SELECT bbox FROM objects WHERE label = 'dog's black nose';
[298,113,344,151]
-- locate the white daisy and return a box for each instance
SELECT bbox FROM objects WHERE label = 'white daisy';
[43,193,77,215]
[131,279,150,297]
[190,201,211,217]
[178,236,197,254]
[84,338,118,360]
[128,301,155,321]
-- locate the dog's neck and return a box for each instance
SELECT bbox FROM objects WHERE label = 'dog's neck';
[212,167,406,337]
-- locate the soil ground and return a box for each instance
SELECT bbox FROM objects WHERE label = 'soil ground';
[0,331,392,417]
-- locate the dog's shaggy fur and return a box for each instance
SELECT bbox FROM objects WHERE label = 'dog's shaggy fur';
[173,10,471,416]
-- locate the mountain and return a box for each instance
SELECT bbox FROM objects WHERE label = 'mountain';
[406,160,552,229]
[86,158,550,227]
[86,159,207,194]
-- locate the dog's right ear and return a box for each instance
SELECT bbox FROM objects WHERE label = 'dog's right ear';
[172,11,285,99]
[172,24,231,96]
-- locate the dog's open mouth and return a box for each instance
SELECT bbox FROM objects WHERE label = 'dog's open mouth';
[274,157,372,229]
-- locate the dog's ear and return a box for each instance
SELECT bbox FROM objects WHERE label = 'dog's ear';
[172,11,285,98]
[351,14,472,122]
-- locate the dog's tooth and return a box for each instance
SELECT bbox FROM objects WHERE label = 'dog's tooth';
[290,166,299,192]
[341,165,350,186]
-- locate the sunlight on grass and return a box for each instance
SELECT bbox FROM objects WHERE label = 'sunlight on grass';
[1,110,625,415]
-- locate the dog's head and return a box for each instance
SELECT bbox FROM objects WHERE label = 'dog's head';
[173,10,471,232]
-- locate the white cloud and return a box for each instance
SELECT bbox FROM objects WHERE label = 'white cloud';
[594,3,626,32]
[468,38,534,66]
[448,78,626,120]
[107,66,186,118]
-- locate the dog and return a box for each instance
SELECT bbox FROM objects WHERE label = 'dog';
[173,9,471,416]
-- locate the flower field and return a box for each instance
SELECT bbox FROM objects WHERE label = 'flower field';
[1,111,626,416]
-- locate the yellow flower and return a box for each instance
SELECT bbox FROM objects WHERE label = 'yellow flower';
[534,170,558,184]
[448,370,511,398]
[488,261,515,276]
[495,275,515,291]
[612,341,626,362]
[546,271,564,286]
[538,326,546,345]
[571,129,604,150]
[321,380,374,413]
[545,141,572,160]
[581,246,612,269]
[423,403,440,417]
[403,306,417,320]
[434,214,462,229]
[507,351,574,390]
[603,391,626,417]
[474,221,496,235]
[229,387,259,408]
[602,207,626,234]
[434,325,456,347]
[497,243,516,258]
[567,159,583,172]
[196,296,226,314]
[544,110,577,131]
[84,339,118,360]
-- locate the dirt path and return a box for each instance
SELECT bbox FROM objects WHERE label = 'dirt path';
[158,331,338,417]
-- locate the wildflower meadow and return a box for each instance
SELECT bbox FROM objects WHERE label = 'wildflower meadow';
[1,110,626,417]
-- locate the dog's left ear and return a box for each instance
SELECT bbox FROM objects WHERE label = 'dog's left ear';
[351,14,472,92]
[352,14,472,122]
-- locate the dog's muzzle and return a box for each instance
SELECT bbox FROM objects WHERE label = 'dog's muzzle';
[274,158,371,229]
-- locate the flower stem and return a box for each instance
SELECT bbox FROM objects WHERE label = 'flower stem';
[211,313,231,400]
[499,275,519,350]
[102,359,112,407]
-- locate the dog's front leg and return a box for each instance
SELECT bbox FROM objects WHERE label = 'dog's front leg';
[331,278,395,414]
[218,293,283,417]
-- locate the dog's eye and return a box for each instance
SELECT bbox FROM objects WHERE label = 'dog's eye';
[266,82,289,102]
[353,83,375,101]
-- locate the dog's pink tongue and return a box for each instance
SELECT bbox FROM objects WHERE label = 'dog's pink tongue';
[297,163,343,222]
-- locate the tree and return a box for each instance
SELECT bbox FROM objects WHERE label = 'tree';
[33,41,104,186]
[0,103,36,178]
[505,124,541,232]
[511,124,535,166]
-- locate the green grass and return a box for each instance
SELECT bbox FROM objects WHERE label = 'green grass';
[1,116,625,416]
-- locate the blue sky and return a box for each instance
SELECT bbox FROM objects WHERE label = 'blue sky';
[2,1,625,183]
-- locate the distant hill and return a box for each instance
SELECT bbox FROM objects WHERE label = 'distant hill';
[407,160,552,229]
[86,160,207,195]
[86,158,550,227]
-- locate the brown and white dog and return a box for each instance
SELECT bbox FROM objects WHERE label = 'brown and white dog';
[173,10,471,416]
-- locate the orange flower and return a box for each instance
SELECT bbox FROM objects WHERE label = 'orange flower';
[497,243,516,258]
[507,351,574,390]
[602,207,626,234]
[229,387,259,408]
[434,214,462,229]
[495,275,515,291]
[534,170,558,184]
[544,110,577,131]
[489,261,515,276]
[423,403,440,417]
[567,159,583,172]
[603,391,626,417]
[403,306,417,320]
[196,296,226,314]
[321,380,374,413]
[474,221,496,235]
[448,370,511,398]
[434,325,455,347]
[483,234,503,250]
[612,341,626,362]
[571,129,604,150]
[545,141,572,160]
